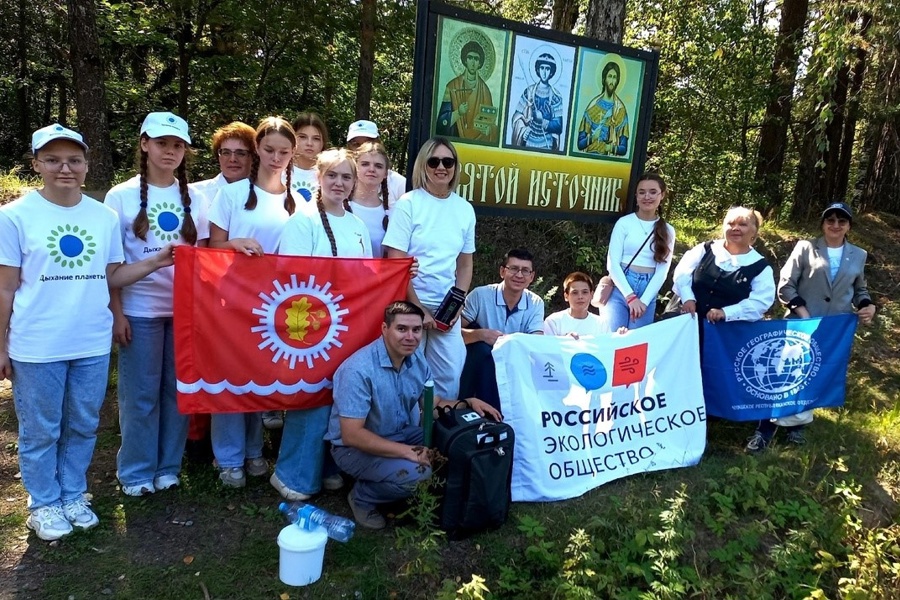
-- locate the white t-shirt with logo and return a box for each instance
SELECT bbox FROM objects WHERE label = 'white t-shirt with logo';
[0,191,124,362]
[105,176,209,318]
[289,166,319,206]
[209,179,293,254]
[348,201,389,257]
[279,210,373,259]
[382,188,476,308]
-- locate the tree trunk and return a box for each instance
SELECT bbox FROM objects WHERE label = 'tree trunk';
[551,0,579,33]
[753,0,810,216]
[16,0,29,155]
[859,53,900,214]
[66,0,114,189]
[584,0,626,44]
[355,0,376,120]
[833,12,872,201]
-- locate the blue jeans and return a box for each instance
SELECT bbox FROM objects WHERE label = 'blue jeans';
[116,317,187,487]
[210,412,264,468]
[274,404,332,495]
[605,270,656,329]
[332,425,431,509]
[11,354,110,509]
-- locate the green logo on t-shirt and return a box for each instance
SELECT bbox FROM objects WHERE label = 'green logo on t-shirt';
[47,224,97,268]
[148,201,184,242]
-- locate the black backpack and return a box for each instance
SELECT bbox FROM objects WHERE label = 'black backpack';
[432,403,515,539]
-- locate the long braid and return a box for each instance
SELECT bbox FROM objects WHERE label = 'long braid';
[380,177,390,232]
[283,164,296,215]
[244,154,260,211]
[344,197,353,213]
[133,150,150,241]
[176,160,198,245]
[315,188,338,257]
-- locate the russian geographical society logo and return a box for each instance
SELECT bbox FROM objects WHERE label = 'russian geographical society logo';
[47,224,96,268]
[148,201,183,242]
[734,330,822,401]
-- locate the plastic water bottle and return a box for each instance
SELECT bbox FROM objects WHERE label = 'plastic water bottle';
[278,501,355,543]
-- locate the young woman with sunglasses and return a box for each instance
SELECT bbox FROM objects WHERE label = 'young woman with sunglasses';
[383,137,475,401]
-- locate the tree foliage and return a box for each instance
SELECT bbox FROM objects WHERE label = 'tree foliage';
[0,0,898,222]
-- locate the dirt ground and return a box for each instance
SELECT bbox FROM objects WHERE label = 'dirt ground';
[0,380,361,600]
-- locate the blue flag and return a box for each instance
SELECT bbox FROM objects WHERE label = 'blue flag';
[701,314,858,421]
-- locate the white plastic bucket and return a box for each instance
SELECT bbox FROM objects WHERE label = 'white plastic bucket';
[277,524,328,586]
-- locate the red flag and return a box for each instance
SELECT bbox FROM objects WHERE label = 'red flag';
[174,246,411,413]
[612,343,648,387]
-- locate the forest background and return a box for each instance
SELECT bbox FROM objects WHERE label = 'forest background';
[1,0,899,226]
[2,1,900,599]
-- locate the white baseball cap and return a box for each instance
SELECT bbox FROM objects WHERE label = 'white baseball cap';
[32,124,89,152]
[140,112,191,144]
[346,120,379,142]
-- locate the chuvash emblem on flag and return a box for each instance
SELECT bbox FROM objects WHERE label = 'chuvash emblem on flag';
[173,247,411,413]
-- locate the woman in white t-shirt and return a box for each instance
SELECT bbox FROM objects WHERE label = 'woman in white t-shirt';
[289,112,328,205]
[271,148,370,501]
[208,116,298,488]
[189,121,256,214]
[0,125,173,541]
[383,137,475,401]
[185,121,256,460]
[544,272,610,338]
[346,140,391,257]
[598,173,676,329]
[107,112,209,498]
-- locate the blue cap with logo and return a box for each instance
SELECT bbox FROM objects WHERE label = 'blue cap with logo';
[821,202,853,221]
[140,112,191,144]
[32,124,89,152]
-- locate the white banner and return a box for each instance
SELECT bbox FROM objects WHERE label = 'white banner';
[493,314,706,502]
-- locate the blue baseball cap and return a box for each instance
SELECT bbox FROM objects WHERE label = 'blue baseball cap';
[822,202,853,221]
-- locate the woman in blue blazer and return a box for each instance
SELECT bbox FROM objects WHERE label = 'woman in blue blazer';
[745,202,876,452]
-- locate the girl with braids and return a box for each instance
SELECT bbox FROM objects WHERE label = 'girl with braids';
[207,116,298,488]
[595,172,676,329]
[347,141,392,257]
[289,112,329,205]
[105,112,209,497]
[272,148,371,500]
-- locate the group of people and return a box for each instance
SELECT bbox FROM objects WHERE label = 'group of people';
[0,111,876,541]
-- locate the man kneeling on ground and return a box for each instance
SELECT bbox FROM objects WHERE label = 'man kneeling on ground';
[326,301,501,529]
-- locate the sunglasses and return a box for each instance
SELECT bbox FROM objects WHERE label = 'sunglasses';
[426,156,457,169]
[825,217,849,226]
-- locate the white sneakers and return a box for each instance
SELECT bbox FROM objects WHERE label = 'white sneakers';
[27,505,73,541]
[62,498,99,530]
[28,498,100,541]
[269,472,311,501]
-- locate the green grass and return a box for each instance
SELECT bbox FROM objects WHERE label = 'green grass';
[2,213,900,599]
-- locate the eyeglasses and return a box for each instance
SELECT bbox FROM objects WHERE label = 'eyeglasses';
[825,217,849,226]
[426,157,456,169]
[218,149,251,158]
[504,266,533,276]
[35,158,87,172]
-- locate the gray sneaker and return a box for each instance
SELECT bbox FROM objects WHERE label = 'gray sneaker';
[218,467,246,488]
[27,505,74,541]
[745,431,768,454]
[347,490,385,530]
[62,498,99,530]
